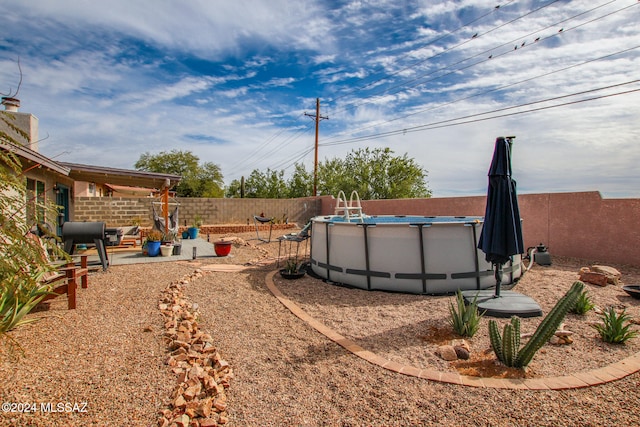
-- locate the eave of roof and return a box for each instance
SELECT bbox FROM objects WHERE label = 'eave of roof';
[59,162,182,189]
[0,141,71,176]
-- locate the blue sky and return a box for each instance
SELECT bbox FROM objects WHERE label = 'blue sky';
[1,0,639,198]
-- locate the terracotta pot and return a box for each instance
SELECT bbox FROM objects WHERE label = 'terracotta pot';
[214,241,232,257]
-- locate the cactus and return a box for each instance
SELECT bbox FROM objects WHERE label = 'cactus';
[489,317,520,367]
[489,281,584,368]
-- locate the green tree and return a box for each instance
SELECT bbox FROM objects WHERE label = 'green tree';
[225,147,430,199]
[318,147,431,199]
[226,168,289,198]
[135,150,224,197]
[288,163,313,198]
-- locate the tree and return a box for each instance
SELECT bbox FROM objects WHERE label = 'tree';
[288,163,313,198]
[135,150,224,197]
[318,147,431,199]
[224,147,430,199]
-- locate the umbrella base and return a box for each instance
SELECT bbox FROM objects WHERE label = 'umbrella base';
[461,290,542,318]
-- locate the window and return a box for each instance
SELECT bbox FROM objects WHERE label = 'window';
[26,178,46,224]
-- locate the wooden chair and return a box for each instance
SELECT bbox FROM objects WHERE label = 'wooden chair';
[26,233,89,310]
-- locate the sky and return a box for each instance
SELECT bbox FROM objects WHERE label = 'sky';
[1,0,639,198]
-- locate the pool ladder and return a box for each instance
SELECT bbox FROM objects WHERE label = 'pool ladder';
[334,190,365,222]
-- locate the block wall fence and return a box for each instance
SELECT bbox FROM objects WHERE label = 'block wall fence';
[73,196,320,229]
[73,191,639,266]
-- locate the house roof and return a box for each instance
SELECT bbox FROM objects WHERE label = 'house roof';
[59,162,181,190]
[0,141,71,176]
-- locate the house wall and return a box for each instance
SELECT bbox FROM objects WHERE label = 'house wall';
[26,167,76,225]
[71,191,639,266]
[0,111,38,148]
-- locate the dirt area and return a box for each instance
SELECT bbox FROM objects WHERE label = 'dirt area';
[1,229,639,426]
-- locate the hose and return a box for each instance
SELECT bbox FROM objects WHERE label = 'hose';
[523,246,538,271]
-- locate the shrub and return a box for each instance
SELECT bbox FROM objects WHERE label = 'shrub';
[592,307,638,344]
[570,289,595,315]
[1,111,68,354]
[448,290,483,338]
[146,230,163,242]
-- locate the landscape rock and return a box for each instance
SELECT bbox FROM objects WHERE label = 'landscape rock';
[437,345,458,361]
[590,265,621,285]
[579,270,608,287]
[454,346,470,360]
[159,271,233,426]
[200,418,218,427]
[450,339,470,352]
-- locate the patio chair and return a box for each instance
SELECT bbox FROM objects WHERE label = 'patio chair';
[253,214,274,243]
[277,222,311,268]
[26,233,89,310]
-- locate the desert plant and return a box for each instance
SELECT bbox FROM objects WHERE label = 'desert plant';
[146,230,163,242]
[1,111,68,354]
[284,258,300,273]
[192,214,203,228]
[570,289,595,315]
[448,290,483,338]
[489,281,584,368]
[591,307,638,344]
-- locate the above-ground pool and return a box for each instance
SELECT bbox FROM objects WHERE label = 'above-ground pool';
[310,215,522,295]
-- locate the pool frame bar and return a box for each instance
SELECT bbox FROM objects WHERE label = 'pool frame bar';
[310,215,522,295]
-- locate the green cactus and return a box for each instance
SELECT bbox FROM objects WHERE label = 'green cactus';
[489,281,584,368]
[489,317,520,368]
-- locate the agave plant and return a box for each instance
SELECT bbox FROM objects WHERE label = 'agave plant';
[448,290,483,338]
[570,289,595,315]
[592,307,638,344]
[0,271,53,333]
[489,281,584,368]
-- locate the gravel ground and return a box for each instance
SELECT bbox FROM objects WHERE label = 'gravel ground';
[2,230,640,426]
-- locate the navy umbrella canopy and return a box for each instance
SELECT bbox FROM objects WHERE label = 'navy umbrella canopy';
[478,136,523,266]
[463,136,541,317]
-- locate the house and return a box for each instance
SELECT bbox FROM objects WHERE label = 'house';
[0,97,180,236]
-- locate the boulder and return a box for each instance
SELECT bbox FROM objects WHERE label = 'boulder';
[590,265,621,285]
[579,270,608,287]
[454,346,470,360]
[437,345,458,361]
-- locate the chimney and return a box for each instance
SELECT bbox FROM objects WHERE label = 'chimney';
[1,97,20,112]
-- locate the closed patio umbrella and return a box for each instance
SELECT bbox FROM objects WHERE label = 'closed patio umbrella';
[478,136,523,296]
[463,136,542,318]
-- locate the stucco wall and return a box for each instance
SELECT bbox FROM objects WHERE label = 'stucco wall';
[72,191,639,266]
[319,191,639,267]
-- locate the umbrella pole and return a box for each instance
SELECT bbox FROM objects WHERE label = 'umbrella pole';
[494,263,503,298]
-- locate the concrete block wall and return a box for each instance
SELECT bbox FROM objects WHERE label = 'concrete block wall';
[73,196,320,228]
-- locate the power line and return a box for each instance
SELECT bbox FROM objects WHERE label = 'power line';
[328,0,630,121]
[329,0,518,104]
[320,79,640,147]
[322,43,640,144]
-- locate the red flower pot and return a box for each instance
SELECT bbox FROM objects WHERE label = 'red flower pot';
[214,241,232,257]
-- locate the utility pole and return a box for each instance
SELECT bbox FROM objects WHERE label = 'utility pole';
[305,98,328,196]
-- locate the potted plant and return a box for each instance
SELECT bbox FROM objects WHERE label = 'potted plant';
[160,242,174,257]
[146,230,163,257]
[214,239,233,257]
[279,258,306,279]
[187,215,202,239]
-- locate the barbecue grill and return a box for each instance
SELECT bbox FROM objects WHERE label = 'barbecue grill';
[62,221,109,270]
